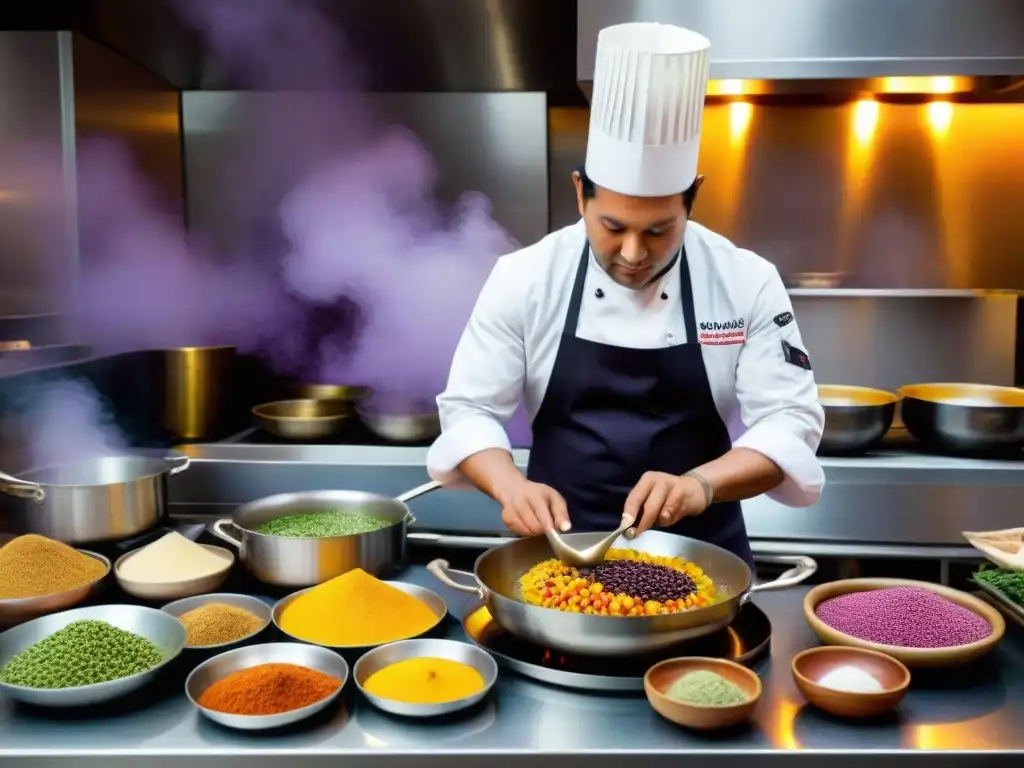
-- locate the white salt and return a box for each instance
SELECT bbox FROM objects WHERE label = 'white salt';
[118,531,229,583]
[816,665,885,693]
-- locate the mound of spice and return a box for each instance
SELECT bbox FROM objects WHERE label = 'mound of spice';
[0,534,107,600]
[815,586,992,648]
[0,619,163,688]
[278,568,438,646]
[363,657,486,704]
[665,670,748,706]
[519,549,716,616]
[197,662,341,715]
[179,603,265,647]
[254,510,392,538]
[118,532,230,584]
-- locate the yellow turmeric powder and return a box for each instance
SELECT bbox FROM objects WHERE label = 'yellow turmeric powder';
[278,568,439,646]
[363,657,486,704]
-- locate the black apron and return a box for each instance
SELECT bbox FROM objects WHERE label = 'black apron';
[526,238,754,570]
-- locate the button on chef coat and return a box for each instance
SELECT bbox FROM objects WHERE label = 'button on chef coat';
[428,219,826,507]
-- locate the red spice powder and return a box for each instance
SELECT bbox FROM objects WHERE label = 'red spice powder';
[198,662,342,715]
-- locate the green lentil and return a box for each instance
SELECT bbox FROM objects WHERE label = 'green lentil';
[0,620,163,689]
[254,510,392,538]
[665,670,749,706]
[975,568,1024,606]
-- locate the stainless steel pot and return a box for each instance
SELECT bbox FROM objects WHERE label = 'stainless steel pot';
[817,384,898,454]
[427,531,817,657]
[899,383,1024,453]
[0,451,191,544]
[210,480,441,587]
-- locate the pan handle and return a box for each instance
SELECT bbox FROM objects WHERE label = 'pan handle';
[0,470,45,504]
[426,558,486,599]
[209,519,244,549]
[745,555,817,599]
[165,454,191,475]
[396,480,442,505]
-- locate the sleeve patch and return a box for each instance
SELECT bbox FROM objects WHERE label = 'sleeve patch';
[781,340,812,371]
[773,311,794,328]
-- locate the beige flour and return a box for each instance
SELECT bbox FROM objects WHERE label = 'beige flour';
[118,531,229,583]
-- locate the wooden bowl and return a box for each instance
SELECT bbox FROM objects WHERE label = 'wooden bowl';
[804,578,1005,668]
[792,647,910,718]
[644,657,761,730]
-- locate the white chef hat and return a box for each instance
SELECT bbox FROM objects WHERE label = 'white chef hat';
[585,22,711,198]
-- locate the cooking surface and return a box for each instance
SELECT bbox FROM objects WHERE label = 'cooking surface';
[1,563,1023,766]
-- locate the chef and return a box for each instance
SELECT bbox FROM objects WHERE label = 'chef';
[426,22,825,569]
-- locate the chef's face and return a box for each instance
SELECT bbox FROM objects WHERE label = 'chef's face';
[574,172,702,289]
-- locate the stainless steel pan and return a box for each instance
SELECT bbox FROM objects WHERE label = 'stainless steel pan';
[817,384,898,454]
[899,383,1024,453]
[210,480,441,587]
[428,531,816,656]
[0,451,191,544]
[253,399,354,441]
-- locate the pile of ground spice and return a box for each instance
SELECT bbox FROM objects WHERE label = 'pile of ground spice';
[815,586,992,648]
[179,603,265,647]
[0,535,107,600]
[197,662,341,715]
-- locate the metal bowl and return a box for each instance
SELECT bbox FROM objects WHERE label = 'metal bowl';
[272,581,447,651]
[161,593,273,651]
[357,407,440,443]
[354,638,497,718]
[0,543,110,629]
[0,604,186,707]
[114,544,235,601]
[817,385,898,454]
[898,383,1024,453]
[185,642,348,730]
[293,384,372,403]
[253,399,353,441]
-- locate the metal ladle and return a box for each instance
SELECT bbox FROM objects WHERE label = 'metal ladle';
[544,518,636,569]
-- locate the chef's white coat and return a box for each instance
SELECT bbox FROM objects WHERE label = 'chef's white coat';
[427,219,826,507]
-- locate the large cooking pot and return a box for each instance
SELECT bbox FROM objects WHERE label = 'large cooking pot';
[210,480,440,587]
[427,531,817,656]
[817,384,898,454]
[0,451,191,544]
[899,383,1024,454]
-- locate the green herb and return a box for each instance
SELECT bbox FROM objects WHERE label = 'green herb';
[0,620,163,689]
[255,510,393,538]
[665,670,748,706]
[975,568,1024,606]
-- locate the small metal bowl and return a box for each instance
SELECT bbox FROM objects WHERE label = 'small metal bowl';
[253,399,354,441]
[792,646,910,718]
[161,593,272,651]
[0,604,186,707]
[354,638,498,718]
[114,544,235,601]
[0,546,110,629]
[272,582,447,651]
[357,408,440,443]
[185,642,348,730]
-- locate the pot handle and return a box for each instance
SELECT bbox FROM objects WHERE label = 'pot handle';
[0,470,45,504]
[395,480,442,505]
[165,454,191,475]
[746,555,817,599]
[426,558,486,599]
[209,519,244,549]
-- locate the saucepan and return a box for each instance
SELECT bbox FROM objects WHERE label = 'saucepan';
[0,450,191,544]
[898,383,1024,454]
[427,531,817,656]
[210,480,441,587]
[817,384,898,454]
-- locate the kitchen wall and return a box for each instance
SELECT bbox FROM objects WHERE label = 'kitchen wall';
[551,102,1022,389]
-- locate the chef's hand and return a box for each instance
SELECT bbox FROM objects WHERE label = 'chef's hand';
[498,479,571,537]
[622,472,708,535]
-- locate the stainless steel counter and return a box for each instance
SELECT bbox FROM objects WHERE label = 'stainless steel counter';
[2,565,1023,767]
[169,444,1024,553]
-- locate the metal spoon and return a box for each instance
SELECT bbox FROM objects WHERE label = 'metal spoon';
[544,518,636,569]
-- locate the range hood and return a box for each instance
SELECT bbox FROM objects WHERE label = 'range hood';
[579,0,1024,84]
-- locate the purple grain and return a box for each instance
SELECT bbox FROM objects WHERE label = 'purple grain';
[814,586,991,648]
